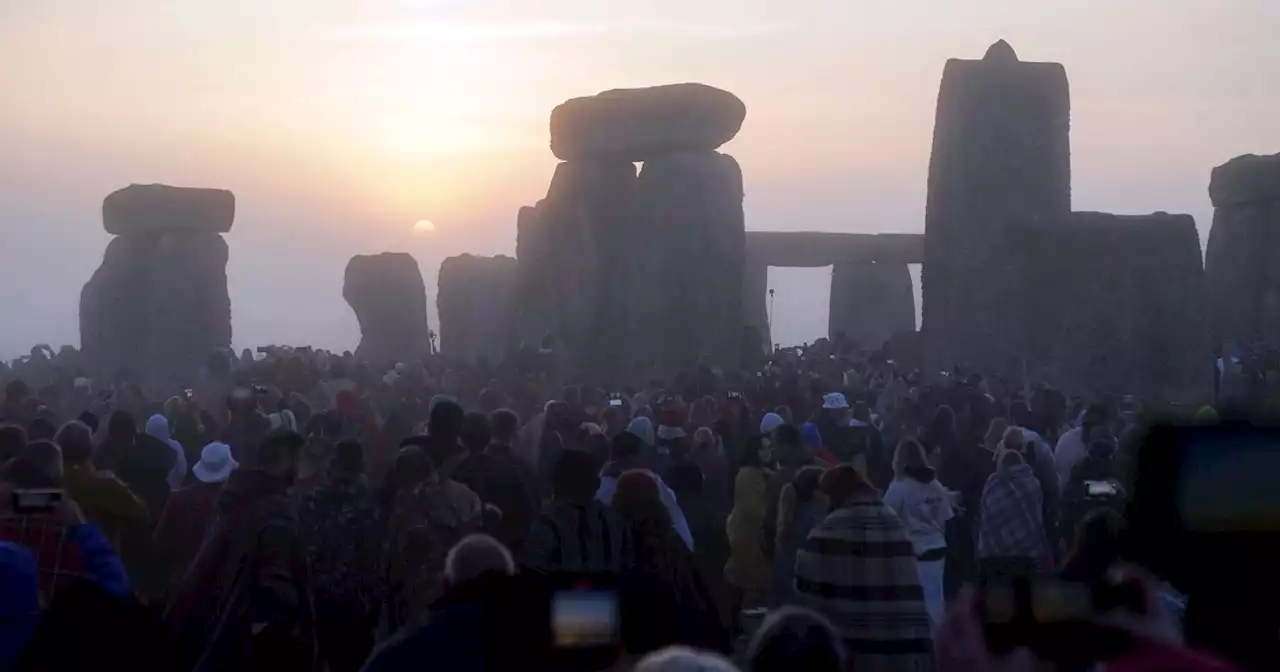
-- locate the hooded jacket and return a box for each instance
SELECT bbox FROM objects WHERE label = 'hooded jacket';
[146,414,189,490]
[882,466,955,556]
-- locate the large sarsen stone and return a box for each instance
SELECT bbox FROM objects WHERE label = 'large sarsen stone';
[103,184,235,235]
[343,253,431,364]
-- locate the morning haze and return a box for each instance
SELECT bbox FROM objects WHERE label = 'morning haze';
[2,0,1277,354]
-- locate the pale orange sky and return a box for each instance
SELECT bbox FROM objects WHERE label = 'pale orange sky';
[1,0,1277,354]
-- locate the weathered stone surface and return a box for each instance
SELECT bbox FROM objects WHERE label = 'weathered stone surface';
[922,40,1071,378]
[80,233,231,389]
[515,160,638,383]
[437,254,518,365]
[103,184,235,235]
[550,84,746,162]
[633,151,745,378]
[343,253,431,364]
[1209,153,1280,207]
[1018,213,1212,404]
[828,262,915,350]
[1206,152,1280,351]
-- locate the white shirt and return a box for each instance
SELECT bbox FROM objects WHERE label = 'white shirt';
[1054,426,1088,489]
[883,474,954,556]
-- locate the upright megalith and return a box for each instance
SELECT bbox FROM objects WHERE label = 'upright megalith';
[1018,212,1211,403]
[516,83,748,384]
[634,151,745,376]
[438,254,518,365]
[829,262,915,350]
[80,184,234,391]
[1206,153,1280,351]
[343,253,431,365]
[550,83,746,161]
[922,40,1071,376]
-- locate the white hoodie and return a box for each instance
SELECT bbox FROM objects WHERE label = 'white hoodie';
[883,469,955,556]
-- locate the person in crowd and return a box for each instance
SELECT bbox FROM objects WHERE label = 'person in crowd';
[1060,439,1128,537]
[598,429,694,550]
[0,423,28,465]
[978,450,1053,578]
[0,490,135,669]
[146,413,189,490]
[725,434,772,620]
[745,605,845,672]
[55,420,151,557]
[291,432,333,498]
[1002,424,1061,545]
[296,438,383,672]
[385,438,482,631]
[666,460,731,633]
[364,534,544,672]
[770,465,826,606]
[883,438,955,628]
[525,448,624,576]
[1054,402,1111,489]
[26,417,56,443]
[762,423,809,560]
[96,409,174,519]
[4,439,61,489]
[690,426,730,519]
[165,429,317,671]
[633,646,741,672]
[153,442,239,596]
[614,469,729,656]
[452,408,537,552]
[424,399,469,480]
[794,464,935,671]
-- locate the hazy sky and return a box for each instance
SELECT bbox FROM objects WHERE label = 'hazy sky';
[2,1,1277,356]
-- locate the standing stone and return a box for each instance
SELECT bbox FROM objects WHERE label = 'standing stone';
[1018,213,1211,404]
[633,151,745,379]
[343,253,431,365]
[922,40,1071,377]
[80,185,235,392]
[550,84,746,161]
[1206,153,1280,351]
[828,262,915,350]
[515,160,637,383]
[437,254,518,365]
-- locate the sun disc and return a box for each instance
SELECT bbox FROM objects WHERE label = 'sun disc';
[413,219,436,233]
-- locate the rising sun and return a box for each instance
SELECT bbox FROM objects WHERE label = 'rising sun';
[413,219,436,233]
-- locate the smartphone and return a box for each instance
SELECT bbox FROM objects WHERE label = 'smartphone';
[1085,480,1118,497]
[12,489,64,514]
[552,590,618,649]
[183,388,195,402]
[608,399,623,407]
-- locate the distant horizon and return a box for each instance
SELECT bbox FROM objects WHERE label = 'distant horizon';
[3,1,1277,358]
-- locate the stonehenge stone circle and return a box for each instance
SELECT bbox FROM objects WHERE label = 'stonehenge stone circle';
[550,83,746,162]
[829,262,915,350]
[922,40,1071,378]
[343,253,431,365]
[81,184,234,391]
[1207,153,1280,351]
[437,254,518,365]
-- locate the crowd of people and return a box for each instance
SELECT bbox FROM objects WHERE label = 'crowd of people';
[0,338,1260,670]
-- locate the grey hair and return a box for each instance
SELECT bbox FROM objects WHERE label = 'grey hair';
[443,533,515,585]
[635,646,740,672]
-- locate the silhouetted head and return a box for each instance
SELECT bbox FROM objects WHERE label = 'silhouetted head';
[747,606,845,672]
[54,420,94,465]
[489,409,519,446]
[460,411,491,453]
[551,449,600,503]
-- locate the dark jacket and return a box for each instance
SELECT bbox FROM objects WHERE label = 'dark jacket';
[524,499,625,576]
[361,573,550,672]
[165,469,317,671]
[452,443,538,552]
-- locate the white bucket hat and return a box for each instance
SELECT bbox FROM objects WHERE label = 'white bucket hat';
[193,442,239,484]
[822,392,850,410]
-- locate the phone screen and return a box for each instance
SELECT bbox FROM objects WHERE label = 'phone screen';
[1084,480,1118,497]
[608,399,623,407]
[552,590,618,649]
[12,489,64,514]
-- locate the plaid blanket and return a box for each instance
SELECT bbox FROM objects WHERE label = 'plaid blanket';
[977,463,1052,568]
[795,491,935,672]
